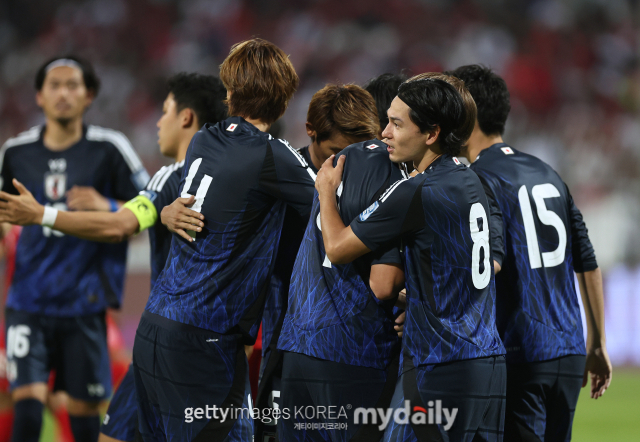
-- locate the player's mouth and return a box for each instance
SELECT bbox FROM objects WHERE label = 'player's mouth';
[55,102,72,111]
[386,145,395,154]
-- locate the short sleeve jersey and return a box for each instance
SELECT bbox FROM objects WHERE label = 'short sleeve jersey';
[351,154,506,368]
[470,143,597,363]
[138,161,185,286]
[0,125,149,316]
[278,140,406,369]
[145,117,316,342]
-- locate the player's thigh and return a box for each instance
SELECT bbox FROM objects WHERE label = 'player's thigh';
[504,361,552,442]
[544,355,585,442]
[474,357,506,442]
[56,312,112,404]
[134,312,249,441]
[4,309,51,396]
[101,364,138,442]
[412,357,504,442]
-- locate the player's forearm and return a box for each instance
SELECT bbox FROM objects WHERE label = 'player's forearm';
[318,192,367,264]
[53,209,140,243]
[577,268,606,349]
[370,264,404,301]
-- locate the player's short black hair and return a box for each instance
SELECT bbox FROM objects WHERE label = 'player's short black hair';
[35,55,101,96]
[363,73,408,130]
[167,73,228,127]
[397,78,467,156]
[447,65,510,136]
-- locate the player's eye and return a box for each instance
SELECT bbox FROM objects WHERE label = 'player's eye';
[67,82,79,90]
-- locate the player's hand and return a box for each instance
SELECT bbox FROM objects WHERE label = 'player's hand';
[161,195,204,242]
[582,346,612,399]
[315,154,346,195]
[66,186,111,211]
[394,311,405,337]
[396,289,407,310]
[0,179,44,226]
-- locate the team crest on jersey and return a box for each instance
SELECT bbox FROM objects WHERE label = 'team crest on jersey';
[501,147,514,155]
[359,201,379,221]
[453,157,461,165]
[44,172,67,201]
[226,123,238,132]
[365,144,378,150]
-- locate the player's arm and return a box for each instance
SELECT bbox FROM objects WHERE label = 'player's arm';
[316,155,371,264]
[567,185,611,398]
[66,186,126,212]
[370,263,404,301]
[0,179,144,243]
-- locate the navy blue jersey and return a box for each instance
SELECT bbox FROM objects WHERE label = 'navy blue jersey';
[145,117,316,341]
[470,143,597,363]
[139,161,185,286]
[278,140,406,369]
[261,146,318,353]
[351,154,505,368]
[0,125,148,316]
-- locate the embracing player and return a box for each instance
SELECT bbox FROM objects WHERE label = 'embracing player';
[132,38,316,442]
[0,56,148,442]
[315,78,506,441]
[0,73,227,442]
[450,64,611,442]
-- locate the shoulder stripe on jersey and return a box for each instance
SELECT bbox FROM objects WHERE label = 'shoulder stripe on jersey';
[86,125,144,172]
[156,161,184,191]
[380,178,409,203]
[277,138,317,181]
[0,126,41,177]
[146,166,170,191]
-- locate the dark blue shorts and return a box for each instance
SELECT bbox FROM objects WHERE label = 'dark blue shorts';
[4,308,111,401]
[278,351,398,442]
[101,363,138,441]
[382,355,506,442]
[505,355,585,442]
[132,311,253,442]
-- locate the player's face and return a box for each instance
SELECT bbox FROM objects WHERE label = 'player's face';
[313,132,352,164]
[36,66,92,124]
[157,93,182,158]
[382,97,429,164]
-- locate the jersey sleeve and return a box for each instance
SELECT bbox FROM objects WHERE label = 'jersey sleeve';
[268,139,316,218]
[478,176,505,267]
[566,184,598,272]
[107,133,150,199]
[350,178,424,252]
[0,144,16,194]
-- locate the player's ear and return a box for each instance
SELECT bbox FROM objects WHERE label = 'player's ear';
[36,91,44,108]
[305,122,316,140]
[181,108,195,129]
[84,89,95,107]
[425,125,441,147]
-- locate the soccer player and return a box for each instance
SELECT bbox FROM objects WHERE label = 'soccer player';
[0,72,228,442]
[256,84,383,441]
[0,56,148,442]
[450,64,612,442]
[132,38,315,442]
[315,78,506,441]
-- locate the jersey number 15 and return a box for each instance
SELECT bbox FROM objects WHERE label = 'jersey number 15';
[518,183,566,269]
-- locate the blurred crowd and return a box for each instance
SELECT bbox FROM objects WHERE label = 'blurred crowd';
[1,0,640,360]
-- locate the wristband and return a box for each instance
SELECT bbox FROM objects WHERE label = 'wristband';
[108,198,119,212]
[41,206,59,228]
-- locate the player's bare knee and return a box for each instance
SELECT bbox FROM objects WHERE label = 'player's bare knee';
[11,383,48,403]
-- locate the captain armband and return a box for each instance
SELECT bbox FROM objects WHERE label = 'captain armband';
[123,195,158,233]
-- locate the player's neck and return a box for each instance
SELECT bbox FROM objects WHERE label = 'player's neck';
[42,117,84,151]
[307,142,324,171]
[414,147,442,173]
[466,126,503,163]
[243,117,270,134]
[175,129,198,163]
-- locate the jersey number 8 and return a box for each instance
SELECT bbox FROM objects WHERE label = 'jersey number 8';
[470,203,491,289]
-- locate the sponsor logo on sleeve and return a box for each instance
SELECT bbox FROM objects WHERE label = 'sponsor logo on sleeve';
[359,201,379,221]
